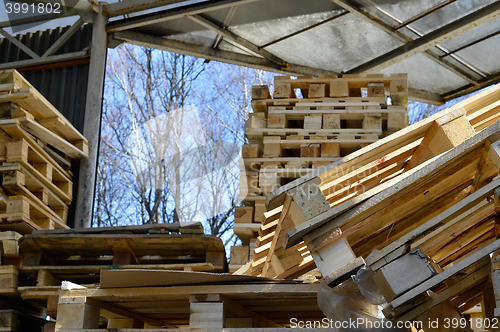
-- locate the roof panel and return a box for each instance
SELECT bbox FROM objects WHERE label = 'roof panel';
[230,12,404,73]
[378,53,470,94]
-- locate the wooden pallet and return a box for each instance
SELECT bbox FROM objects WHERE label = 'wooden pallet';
[0,231,21,267]
[0,309,47,331]
[0,70,88,159]
[19,232,227,284]
[3,131,73,203]
[0,195,68,234]
[54,280,321,329]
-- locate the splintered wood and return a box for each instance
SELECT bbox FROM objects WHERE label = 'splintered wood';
[233,74,409,271]
[0,70,88,234]
[250,81,500,330]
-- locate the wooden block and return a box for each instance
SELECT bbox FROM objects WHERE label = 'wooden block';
[56,298,100,330]
[286,180,330,228]
[373,249,436,302]
[304,115,322,129]
[230,246,249,265]
[251,100,267,113]
[390,92,408,106]
[267,113,286,129]
[300,144,321,157]
[323,114,340,129]
[0,70,23,90]
[305,235,356,279]
[251,85,270,100]
[324,256,365,287]
[308,84,325,98]
[330,80,349,98]
[259,170,280,192]
[246,114,267,129]
[363,115,382,129]
[321,142,340,157]
[242,144,260,158]
[190,302,225,328]
[240,171,258,189]
[0,310,20,331]
[234,206,253,224]
[390,79,408,93]
[387,112,407,131]
[254,201,266,222]
[263,136,282,158]
[273,82,295,99]
[36,269,60,287]
[367,82,385,97]
[0,266,18,290]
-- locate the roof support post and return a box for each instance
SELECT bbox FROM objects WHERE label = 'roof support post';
[74,6,108,228]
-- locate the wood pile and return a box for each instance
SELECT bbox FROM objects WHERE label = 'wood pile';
[244,81,500,330]
[0,69,90,331]
[15,223,225,331]
[0,69,89,234]
[52,270,322,330]
[232,74,409,272]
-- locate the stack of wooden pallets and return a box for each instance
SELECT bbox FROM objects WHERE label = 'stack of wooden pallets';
[246,81,500,330]
[231,74,409,272]
[0,69,89,332]
[18,223,227,331]
[0,69,88,234]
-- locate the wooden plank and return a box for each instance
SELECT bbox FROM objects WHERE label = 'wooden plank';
[18,117,87,159]
[189,302,225,328]
[365,178,500,269]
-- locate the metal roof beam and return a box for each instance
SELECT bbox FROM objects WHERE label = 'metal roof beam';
[107,0,259,33]
[331,0,478,84]
[442,72,500,102]
[346,0,500,74]
[408,88,443,105]
[104,0,187,17]
[187,14,289,68]
[393,0,457,30]
[112,31,338,77]
[259,11,348,49]
[0,51,89,70]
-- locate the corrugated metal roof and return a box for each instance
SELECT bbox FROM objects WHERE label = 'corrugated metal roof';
[105,0,500,105]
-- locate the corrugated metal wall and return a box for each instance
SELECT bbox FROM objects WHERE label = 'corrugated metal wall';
[0,24,94,227]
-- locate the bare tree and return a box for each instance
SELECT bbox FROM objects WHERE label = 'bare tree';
[94,46,273,247]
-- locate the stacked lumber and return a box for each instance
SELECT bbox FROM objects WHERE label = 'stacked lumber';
[52,270,322,329]
[18,223,226,326]
[0,231,48,331]
[0,69,88,234]
[232,74,409,272]
[251,81,500,330]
